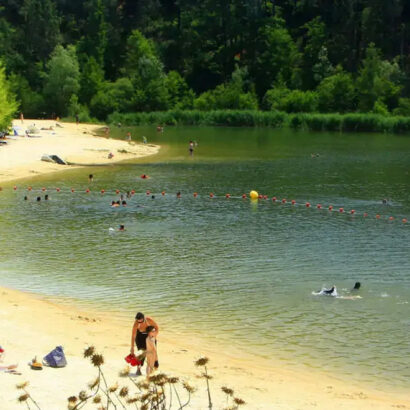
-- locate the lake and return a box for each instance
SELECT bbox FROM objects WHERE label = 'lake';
[1,126,409,392]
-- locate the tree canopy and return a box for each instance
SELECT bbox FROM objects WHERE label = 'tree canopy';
[0,0,410,122]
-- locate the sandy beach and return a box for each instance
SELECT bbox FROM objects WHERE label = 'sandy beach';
[0,120,159,184]
[0,286,408,409]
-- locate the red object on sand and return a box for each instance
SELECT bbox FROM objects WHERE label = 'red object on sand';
[125,354,142,367]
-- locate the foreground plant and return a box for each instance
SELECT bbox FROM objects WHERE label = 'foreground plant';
[16,381,41,410]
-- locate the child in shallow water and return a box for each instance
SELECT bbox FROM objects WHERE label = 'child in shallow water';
[145,326,158,377]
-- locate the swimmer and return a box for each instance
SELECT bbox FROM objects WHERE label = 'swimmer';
[189,140,194,156]
[127,191,131,198]
[122,200,127,206]
[36,196,41,202]
[44,194,49,201]
[119,224,126,231]
[151,195,155,199]
[352,282,361,291]
[24,196,28,201]
[313,286,337,296]
[120,194,124,201]
[382,198,388,205]
[126,132,132,141]
[89,174,94,182]
[142,136,147,144]
[176,191,181,198]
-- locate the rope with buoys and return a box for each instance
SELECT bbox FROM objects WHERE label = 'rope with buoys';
[3,185,408,223]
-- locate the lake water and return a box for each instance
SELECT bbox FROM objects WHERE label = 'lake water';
[1,126,409,392]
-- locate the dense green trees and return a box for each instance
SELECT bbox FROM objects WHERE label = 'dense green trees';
[0,62,17,129]
[0,0,410,127]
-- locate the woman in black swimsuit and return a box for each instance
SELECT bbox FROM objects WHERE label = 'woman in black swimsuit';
[130,312,159,376]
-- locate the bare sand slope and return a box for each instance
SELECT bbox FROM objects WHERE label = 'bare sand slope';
[0,287,408,409]
[0,120,159,184]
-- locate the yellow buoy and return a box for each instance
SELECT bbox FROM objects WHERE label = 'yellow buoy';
[250,190,259,200]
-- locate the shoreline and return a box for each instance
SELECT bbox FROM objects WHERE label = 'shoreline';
[0,285,408,409]
[0,120,160,185]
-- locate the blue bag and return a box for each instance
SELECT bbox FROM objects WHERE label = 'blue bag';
[43,346,67,368]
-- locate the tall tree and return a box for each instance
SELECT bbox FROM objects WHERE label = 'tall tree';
[43,45,80,116]
[0,62,18,129]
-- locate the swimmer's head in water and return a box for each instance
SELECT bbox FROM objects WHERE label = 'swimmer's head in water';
[119,224,125,231]
[151,195,155,199]
[24,196,28,200]
[45,195,49,200]
[36,196,41,201]
[122,200,127,206]
[353,282,361,290]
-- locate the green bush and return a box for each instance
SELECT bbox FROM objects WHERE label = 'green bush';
[264,87,318,112]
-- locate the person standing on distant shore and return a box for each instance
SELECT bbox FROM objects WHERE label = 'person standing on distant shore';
[130,312,159,376]
[20,112,24,124]
[126,132,132,141]
[189,140,194,156]
[75,114,79,125]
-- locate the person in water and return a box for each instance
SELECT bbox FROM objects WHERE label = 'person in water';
[24,196,28,201]
[36,196,41,202]
[44,194,49,201]
[352,282,361,290]
[189,140,194,156]
[119,225,126,231]
[122,200,127,206]
[320,286,336,295]
[145,326,158,377]
[176,191,181,198]
[130,312,159,376]
[89,174,94,182]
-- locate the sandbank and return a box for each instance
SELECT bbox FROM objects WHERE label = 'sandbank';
[0,286,408,409]
[0,120,159,184]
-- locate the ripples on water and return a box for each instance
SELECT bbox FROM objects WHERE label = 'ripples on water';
[1,128,409,392]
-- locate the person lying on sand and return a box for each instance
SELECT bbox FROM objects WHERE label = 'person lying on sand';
[131,312,159,376]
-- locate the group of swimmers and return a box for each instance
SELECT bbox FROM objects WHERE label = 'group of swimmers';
[24,195,49,202]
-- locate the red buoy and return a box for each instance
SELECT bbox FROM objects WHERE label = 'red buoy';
[339,207,344,213]
[71,188,75,193]
[317,204,322,209]
[161,191,165,196]
[56,188,60,192]
[350,209,355,214]
[226,193,230,198]
[363,212,368,217]
[242,194,247,199]
[28,186,32,191]
[13,186,17,190]
[210,193,214,198]
[263,195,268,200]
[328,205,333,211]
[376,214,380,219]
[101,189,105,194]
[306,202,311,208]
[272,197,277,202]
[86,188,90,193]
[194,192,198,198]
[389,216,394,221]
[291,200,296,205]
[116,189,120,194]
[41,187,46,191]
[146,190,150,195]
[402,218,408,223]
[131,190,135,195]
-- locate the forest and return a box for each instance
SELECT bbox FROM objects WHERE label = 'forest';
[1,0,410,128]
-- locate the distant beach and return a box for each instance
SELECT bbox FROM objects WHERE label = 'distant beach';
[0,120,159,184]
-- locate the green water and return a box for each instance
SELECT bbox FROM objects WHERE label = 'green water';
[1,127,409,392]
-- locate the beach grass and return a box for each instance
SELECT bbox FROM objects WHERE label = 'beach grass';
[108,110,410,134]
